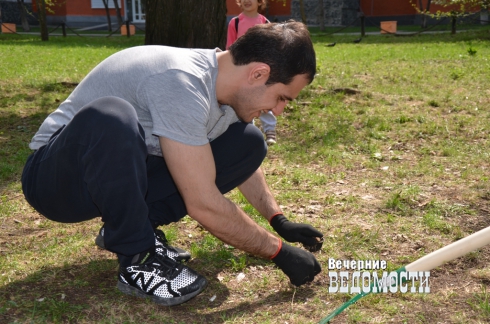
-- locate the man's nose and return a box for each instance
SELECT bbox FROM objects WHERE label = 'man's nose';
[271,101,287,116]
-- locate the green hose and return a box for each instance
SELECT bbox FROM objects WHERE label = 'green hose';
[318,267,407,323]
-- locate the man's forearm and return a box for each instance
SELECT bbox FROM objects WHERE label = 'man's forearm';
[187,194,280,258]
[237,168,281,221]
[159,138,281,259]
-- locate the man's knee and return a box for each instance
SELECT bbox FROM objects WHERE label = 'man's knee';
[212,122,267,193]
[68,97,145,150]
[243,123,268,164]
[75,96,139,132]
[224,122,267,169]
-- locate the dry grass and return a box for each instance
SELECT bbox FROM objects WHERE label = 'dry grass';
[1,29,490,323]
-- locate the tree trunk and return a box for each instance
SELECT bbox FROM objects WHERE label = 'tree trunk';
[451,13,456,34]
[113,0,123,26]
[17,0,30,32]
[37,0,48,41]
[299,0,307,24]
[424,0,431,28]
[145,0,227,49]
[317,0,324,31]
[419,0,432,28]
[102,0,112,31]
[481,0,489,25]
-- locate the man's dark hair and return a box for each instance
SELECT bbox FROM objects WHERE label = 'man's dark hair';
[228,20,316,86]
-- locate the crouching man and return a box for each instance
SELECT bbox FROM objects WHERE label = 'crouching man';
[22,21,323,306]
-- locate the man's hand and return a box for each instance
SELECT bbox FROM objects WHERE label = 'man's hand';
[270,214,324,251]
[272,242,321,286]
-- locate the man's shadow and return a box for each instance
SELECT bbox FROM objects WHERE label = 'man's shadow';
[0,251,319,323]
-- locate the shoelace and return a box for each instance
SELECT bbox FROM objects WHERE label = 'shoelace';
[154,229,170,245]
[141,253,183,278]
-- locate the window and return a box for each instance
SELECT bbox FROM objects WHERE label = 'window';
[91,0,121,9]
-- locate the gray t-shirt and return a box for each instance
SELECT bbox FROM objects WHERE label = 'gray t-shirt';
[29,45,239,156]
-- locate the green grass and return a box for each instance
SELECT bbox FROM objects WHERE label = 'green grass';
[469,286,490,318]
[308,18,489,35]
[1,26,490,323]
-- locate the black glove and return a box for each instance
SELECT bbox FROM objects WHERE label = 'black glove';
[272,242,321,286]
[270,214,324,252]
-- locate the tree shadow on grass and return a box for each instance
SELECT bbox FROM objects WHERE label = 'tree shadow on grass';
[0,33,144,49]
[0,111,52,192]
[0,81,76,191]
[198,284,319,323]
[0,255,231,323]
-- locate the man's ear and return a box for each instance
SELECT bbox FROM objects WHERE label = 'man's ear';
[248,63,270,84]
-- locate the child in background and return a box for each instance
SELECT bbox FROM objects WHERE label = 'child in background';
[226,0,278,146]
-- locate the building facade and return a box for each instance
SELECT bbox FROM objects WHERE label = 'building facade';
[290,0,359,26]
[0,0,37,25]
[5,0,483,28]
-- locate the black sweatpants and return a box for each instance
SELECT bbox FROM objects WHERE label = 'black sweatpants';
[22,96,267,258]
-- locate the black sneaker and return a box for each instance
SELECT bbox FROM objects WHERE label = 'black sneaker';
[95,226,191,262]
[153,228,192,262]
[118,251,207,306]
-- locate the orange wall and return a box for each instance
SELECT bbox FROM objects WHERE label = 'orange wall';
[31,0,67,15]
[361,0,416,17]
[51,0,67,15]
[360,0,478,17]
[32,0,125,17]
[226,0,291,16]
[428,1,479,14]
[226,0,241,15]
[32,0,477,20]
[268,0,291,15]
[225,0,470,18]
